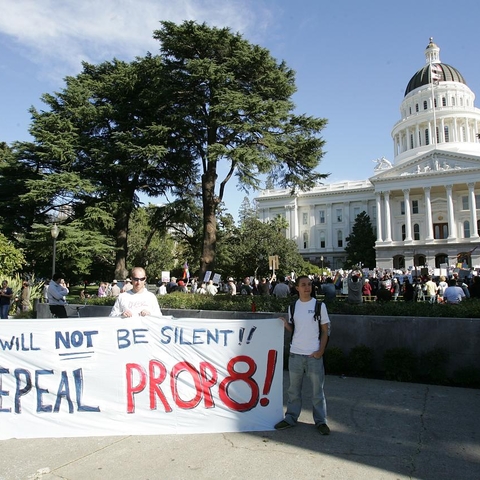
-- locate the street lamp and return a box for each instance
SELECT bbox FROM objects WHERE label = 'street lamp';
[320,256,324,270]
[51,224,59,277]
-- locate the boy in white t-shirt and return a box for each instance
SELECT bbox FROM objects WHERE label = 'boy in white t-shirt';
[275,275,331,435]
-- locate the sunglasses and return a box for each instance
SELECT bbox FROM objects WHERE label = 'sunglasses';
[132,277,146,282]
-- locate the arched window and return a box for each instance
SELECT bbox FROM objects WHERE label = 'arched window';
[425,129,430,145]
[401,224,406,241]
[418,130,422,146]
[410,133,414,149]
[303,232,308,248]
[464,221,470,238]
[337,230,343,248]
[413,224,420,240]
[444,125,449,142]
[442,97,446,106]
[424,100,428,110]
[416,103,419,112]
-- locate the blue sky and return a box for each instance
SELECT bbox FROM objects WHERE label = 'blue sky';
[1,0,480,220]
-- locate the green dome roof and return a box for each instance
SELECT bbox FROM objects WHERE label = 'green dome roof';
[404,63,467,97]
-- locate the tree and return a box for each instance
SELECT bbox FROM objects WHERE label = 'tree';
[10,56,194,279]
[344,211,376,269]
[154,21,328,277]
[0,233,25,277]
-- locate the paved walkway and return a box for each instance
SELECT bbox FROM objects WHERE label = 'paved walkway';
[1,373,479,480]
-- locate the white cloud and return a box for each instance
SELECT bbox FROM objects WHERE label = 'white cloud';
[0,0,269,83]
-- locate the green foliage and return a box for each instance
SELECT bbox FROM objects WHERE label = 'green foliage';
[0,234,26,277]
[154,20,328,275]
[348,344,375,377]
[383,347,417,382]
[419,348,450,384]
[324,346,347,374]
[344,212,376,269]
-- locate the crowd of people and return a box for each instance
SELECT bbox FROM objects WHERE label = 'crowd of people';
[145,269,480,305]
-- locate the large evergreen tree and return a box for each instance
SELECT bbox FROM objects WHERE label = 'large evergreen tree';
[344,211,376,269]
[154,21,328,277]
[9,56,194,278]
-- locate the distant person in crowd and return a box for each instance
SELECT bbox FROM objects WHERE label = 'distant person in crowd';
[0,280,13,318]
[362,278,372,301]
[453,273,470,299]
[97,282,107,297]
[376,282,392,302]
[122,278,133,293]
[197,283,207,294]
[437,275,448,303]
[272,275,290,298]
[321,277,337,302]
[347,270,364,304]
[157,282,167,295]
[20,280,31,312]
[206,279,218,295]
[258,277,271,296]
[110,267,162,317]
[166,277,178,294]
[240,277,254,295]
[391,278,401,301]
[42,281,50,303]
[275,275,331,435]
[47,273,69,318]
[190,277,198,294]
[109,280,121,298]
[402,278,414,302]
[443,278,466,304]
[469,276,480,299]
[227,277,237,295]
[177,280,188,293]
[424,276,438,304]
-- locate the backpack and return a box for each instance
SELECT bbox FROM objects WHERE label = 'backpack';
[289,299,330,342]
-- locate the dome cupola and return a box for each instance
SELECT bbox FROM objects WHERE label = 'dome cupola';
[404,38,466,96]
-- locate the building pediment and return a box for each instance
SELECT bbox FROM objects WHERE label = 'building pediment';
[370,150,480,182]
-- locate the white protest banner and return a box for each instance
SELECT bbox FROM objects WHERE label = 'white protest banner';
[0,316,284,439]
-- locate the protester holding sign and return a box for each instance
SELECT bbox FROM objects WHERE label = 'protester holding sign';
[110,267,162,318]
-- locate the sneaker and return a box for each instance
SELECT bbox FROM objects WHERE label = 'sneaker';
[274,420,293,430]
[317,423,330,435]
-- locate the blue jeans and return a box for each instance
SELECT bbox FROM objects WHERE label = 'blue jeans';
[284,353,327,426]
[0,304,10,319]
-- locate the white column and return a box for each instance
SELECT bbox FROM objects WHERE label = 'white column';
[446,185,456,239]
[468,183,479,238]
[375,193,383,242]
[384,191,392,242]
[424,187,434,241]
[326,203,333,248]
[403,189,412,241]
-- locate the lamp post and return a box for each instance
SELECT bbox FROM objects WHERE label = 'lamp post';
[51,224,59,277]
[320,255,324,270]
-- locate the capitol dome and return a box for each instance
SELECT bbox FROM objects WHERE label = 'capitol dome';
[404,38,467,96]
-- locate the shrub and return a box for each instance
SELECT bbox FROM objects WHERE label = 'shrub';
[383,347,417,382]
[419,348,450,384]
[324,346,347,374]
[348,344,375,377]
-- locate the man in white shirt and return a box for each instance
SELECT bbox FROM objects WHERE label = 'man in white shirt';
[110,267,162,318]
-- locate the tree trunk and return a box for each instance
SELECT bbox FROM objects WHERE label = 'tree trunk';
[200,168,219,279]
[114,210,130,280]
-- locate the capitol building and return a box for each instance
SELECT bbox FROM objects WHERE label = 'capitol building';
[256,39,480,272]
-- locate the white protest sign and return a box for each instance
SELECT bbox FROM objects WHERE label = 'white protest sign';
[0,316,284,439]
